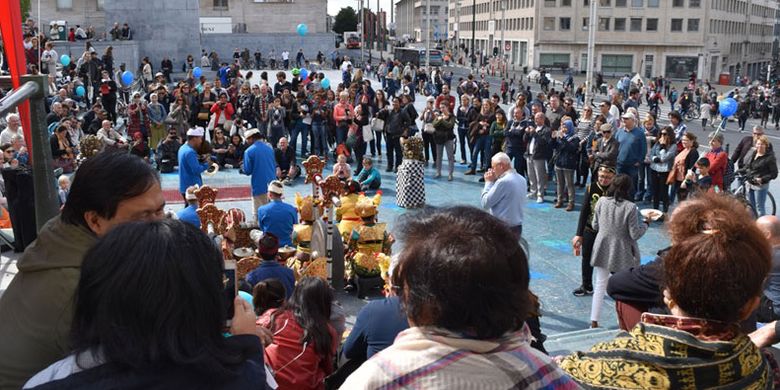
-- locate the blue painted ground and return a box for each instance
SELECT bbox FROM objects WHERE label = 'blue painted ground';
[162,155,672,335]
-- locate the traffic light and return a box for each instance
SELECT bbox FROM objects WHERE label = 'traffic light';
[493,46,499,56]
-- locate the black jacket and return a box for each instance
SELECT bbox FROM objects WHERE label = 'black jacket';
[576,181,609,236]
[383,109,411,138]
[28,335,269,390]
[741,149,778,185]
[593,136,618,171]
[732,135,774,168]
[523,125,552,160]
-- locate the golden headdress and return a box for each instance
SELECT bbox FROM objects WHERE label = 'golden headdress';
[295,193,317,222]
[354,193,382,218]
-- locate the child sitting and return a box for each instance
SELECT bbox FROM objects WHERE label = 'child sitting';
[356,157,381,191]
[333,153,352,181]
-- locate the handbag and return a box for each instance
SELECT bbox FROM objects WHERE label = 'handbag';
[666,167,677,185]
[423,122,435,134]
[362,124,374,143]
[371,117,384,132]
[198,111,209,121]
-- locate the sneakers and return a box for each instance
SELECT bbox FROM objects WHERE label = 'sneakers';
[224,164,233,169]
[536,196,544,204]
[573,286,593,297]
[448,173,453,181]
[527,192,536,199]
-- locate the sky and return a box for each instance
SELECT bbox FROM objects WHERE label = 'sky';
[328,0,395,20]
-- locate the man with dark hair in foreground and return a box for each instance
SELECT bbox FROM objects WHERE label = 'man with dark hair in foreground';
[0,152,166,390]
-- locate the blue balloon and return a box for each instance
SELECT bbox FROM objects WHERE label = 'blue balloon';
[238,291,253,306]
[321,78,330,89]
[60,54,70,67]
[296,23,308,37]
[719,97,738,117]
[193,66,202,78]
[121,71,134,86]
[75,86,85,97]
[300,68,308,80]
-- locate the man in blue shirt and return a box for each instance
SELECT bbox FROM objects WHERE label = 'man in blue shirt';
[614,112,647,198]
[176,185,201,228]
[342,295,409,362]
[257,180,298,247]
[177,127,209,202]
[481,152,527,238]
[245,233,295,296]
[242,129,276,222]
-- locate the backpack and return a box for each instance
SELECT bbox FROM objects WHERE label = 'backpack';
[723,156,736,190]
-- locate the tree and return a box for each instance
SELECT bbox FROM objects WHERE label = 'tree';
[19,0,30,19]
[333,7,358,35]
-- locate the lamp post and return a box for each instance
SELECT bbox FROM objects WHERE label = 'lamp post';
[500,0,506,78]
[471,0,476,67]
[426,0,431,69]
[455,0,461,57]
[583,0,597,106]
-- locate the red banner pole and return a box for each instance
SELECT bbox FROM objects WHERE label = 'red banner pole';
[0,0,34,151]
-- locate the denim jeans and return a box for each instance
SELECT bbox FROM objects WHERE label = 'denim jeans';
[336,124,349,145]
[469,135,490,171]
[370,131,383,156]
[290,119,310,156]
[749,184,770,216]
[311,120,327,157]
[506,148,527,177]
[636,162,653,201]
[617,163,639,201]
[457,125,470,162]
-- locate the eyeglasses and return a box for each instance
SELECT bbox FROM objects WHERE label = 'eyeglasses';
[753,132,763,135]
[602,130,612,133]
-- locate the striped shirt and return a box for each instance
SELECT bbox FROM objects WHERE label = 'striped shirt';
[341,325,579,389]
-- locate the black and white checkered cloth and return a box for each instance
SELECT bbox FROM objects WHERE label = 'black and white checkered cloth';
[396,159,426,208]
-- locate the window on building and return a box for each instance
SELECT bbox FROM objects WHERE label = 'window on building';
[671,18,683,31]
[602,54,633,74]
[630,17,642,31]
[582,17,589,30]
[56,0,73,10]
[96,0,104,10]
[539,53,571,68]
[214,0,228,9]
[646,18,658,31]
[631,0,642,6]
[689,0,700,6]
[672,0,684,6]
[647,0,659,6]
[544,17,555,30]
[562,0,571,5]
[599,0,610,5]
[688,18,699,31]
[598,17,610,30]
[616,0,627,6]
[584,0,589,4]
[545,0,556,6]
[560,17,571,30]
[614,18,626,31]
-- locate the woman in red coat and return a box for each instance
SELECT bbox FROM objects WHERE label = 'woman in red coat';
[127,92,151,140]
[210,92,235,138]
[704,133,729,191]
[258,277,338,390]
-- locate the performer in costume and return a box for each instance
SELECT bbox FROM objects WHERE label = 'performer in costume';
[290,193,327,279]
[336,180,362,239]
[346,193,392,279]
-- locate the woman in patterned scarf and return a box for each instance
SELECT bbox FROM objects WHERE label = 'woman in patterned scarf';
[559,192,778,389]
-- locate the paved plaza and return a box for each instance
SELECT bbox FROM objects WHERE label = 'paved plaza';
[3,68,780,339]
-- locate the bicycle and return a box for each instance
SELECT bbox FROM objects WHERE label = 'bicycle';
[731,172,776,217]
[683,105,700,121]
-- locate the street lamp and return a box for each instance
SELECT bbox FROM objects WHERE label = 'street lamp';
[426,0,431,69]
[500,0,506,78]
[583,0,598,106]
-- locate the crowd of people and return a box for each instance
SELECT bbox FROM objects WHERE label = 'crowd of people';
[5,21,780,388]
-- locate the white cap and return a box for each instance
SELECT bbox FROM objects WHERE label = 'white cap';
[185,185,199,200]
[186,127,205,137]
[244,128,260,140]
[268,180,284,195]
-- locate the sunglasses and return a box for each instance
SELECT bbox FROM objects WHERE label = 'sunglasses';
[602,130,612,133]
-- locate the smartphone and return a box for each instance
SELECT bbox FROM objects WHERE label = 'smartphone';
[223,260,237,327]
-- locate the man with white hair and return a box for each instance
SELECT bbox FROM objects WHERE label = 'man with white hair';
[481,152,527,238]
[615,111,647,198]
[0,114,23,146]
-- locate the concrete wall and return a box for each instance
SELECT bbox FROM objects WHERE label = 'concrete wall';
[201,33,336,63]
[103,0,202,67]
[54,40,140,74]
[31,0,106,37]
[198,0,328,34]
